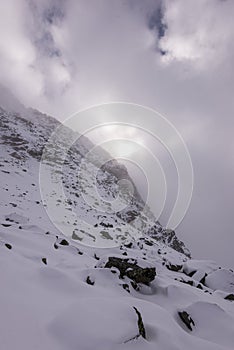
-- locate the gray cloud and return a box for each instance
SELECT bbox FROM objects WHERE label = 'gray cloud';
[0,0,233,267]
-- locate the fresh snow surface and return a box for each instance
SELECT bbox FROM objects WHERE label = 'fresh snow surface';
[1,106,234,350]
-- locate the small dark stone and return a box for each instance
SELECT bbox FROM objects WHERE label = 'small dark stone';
[5,243,12,250]
[225,294,234,301]
[42,257,47,265]
[196,283,203,290]
[86,276,95,285]
[9,203,17,207]
[54,243,58,249]
[124,242,133,248]
[94,253,100,260]
[166,263,182,272]
[59,239,69,246]
[122,284,130,293]
[178,311,195,331]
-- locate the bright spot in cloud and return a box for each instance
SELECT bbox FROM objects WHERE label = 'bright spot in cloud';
[85,124,146,157]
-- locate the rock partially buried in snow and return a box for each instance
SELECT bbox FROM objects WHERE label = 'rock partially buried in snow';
[59,239,69,246]
[178,311,195,331]
[104,257,156,285]
[49,298,143,348]
[133,307,146,339]
[86,275,95,286]
[166,263,182,272]
[5,243,12,250]
[184,301,234,348]
[224,293,234,301]
[41,257,47,265]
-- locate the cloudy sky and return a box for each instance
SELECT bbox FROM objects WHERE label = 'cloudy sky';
[0,0,234,267]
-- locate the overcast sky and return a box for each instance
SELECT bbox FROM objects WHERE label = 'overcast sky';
[0,0,234,267]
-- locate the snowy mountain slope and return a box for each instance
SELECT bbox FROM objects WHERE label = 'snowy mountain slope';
[1,101,234,350]
[0,103,189,253]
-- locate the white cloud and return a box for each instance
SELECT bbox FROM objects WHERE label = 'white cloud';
[159,0,234,68]
[0,0,44,100]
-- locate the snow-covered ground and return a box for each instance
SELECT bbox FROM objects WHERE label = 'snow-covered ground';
[1,105,234,350]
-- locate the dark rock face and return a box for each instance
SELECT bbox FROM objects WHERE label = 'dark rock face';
[104,257,156,285]
[100,159,142,201]
[145,225,191,258]
[97,159,145,224]
[117,209,139,223]
[178,311,195,331]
